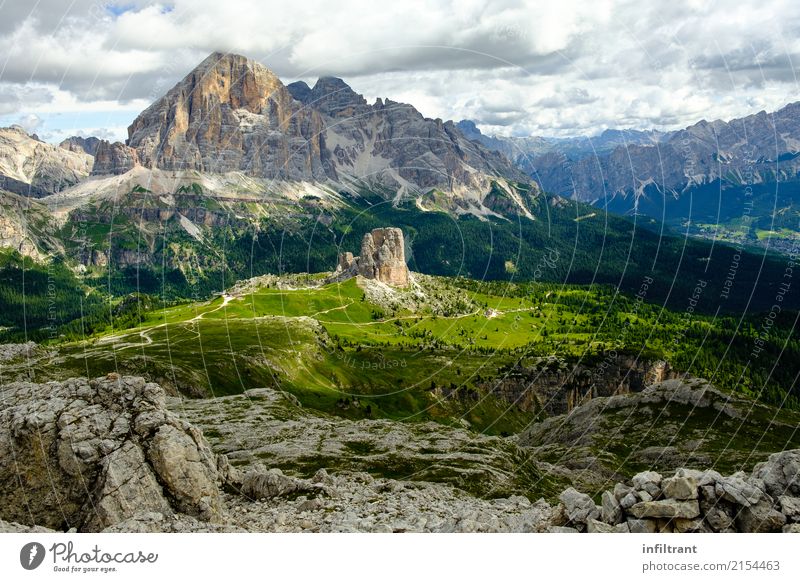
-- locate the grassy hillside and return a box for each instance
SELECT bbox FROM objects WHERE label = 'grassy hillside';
[21,183,797,320]
[11,274,798,438]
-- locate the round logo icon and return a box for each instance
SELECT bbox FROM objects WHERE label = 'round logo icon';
[20,542,46,570]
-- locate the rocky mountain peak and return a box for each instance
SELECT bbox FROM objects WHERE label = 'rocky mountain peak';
[290,75,369,118]
[59,135,101,156]
[123,52,333,180]
[87,52,529,214]
[0,126,93,195]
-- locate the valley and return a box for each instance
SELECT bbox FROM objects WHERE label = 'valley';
[1,49,800,535]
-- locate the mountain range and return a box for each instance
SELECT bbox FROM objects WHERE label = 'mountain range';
[0,51,796,322]
[3,51,800,536]
[462,103,800,251]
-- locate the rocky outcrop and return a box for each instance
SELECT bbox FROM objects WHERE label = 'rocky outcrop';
[125,52,334,181]
[60,136,101,156]
[91,140,140,175]
[476,355,673,415]
[357,228,409,286]
[517,378,800,493]
[0,190,63,259]
[0,375,232,531]
[0,126,92,194]
[554,455,800,533]
[0,341,37,362]
[334,227,409,286]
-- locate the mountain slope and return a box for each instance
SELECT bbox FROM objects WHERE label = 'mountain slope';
[530,103,800,202]
[467,103,800,251]
[93,52,530,216]
[289,78,528,206]
[0,126,93,196]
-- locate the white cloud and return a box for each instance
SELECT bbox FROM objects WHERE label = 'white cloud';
[0,0,799,139]
[16,113,43,134]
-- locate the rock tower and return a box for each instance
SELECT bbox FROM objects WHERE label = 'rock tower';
[335,227,409,287]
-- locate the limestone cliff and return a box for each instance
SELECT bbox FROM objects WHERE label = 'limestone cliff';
[0,374,236,531]
[334,227,409,286]
[124,52,334,181]
[91,140,140,175]
[0,125,92,195]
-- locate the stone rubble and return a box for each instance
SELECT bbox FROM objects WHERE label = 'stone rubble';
[2,374,800,533]
[556,454,800,533]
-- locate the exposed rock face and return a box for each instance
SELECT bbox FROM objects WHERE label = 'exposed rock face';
[358,228,408,286]
[0,126,92,194]
[514,102,800,205]
[124,52,334,181]
[91,140,140,175]
[0,375,230,531]
[334,227,409,286]
[477,355,673,416]
[89,52,531,216]
[754,450,800,498]
[59,136,101,156]
[292,76,529,198]
[337,251,355,271]
[0,190,63,259]
[517,378,800,493]
[559,487,600,526]
[0,341,37,362]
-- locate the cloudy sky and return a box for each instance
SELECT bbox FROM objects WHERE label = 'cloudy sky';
[1,0,799,143]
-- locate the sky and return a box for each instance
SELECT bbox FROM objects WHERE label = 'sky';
[1,0,799,143]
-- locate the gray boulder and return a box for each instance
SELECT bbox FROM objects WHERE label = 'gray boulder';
[673,517,707,533]
[619,492,638,509]
[778,496,800,522]
[613,482,634,501]
[601,490,623,524]
[629,499,700,519]
[632,471,662,498]
[0,375,230,531]
[662,475,698,500]
[703,505,736,532]
[627,518,658,533]
[558,487,600,526]
[753,450,800,498]
[241,467,326,500]
[715,475,763,507]
[587,518,629,533]
[736,498,786,533]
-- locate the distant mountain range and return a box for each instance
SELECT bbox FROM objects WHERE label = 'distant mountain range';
[461,103,800,251]
[455,120,664,170]
[0,125,92,197]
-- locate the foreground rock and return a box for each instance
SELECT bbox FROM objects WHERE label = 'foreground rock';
[556,454,800,533]
[3,374,800,533]
[0,375,232,531]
